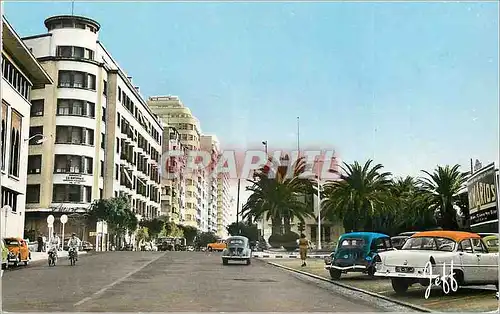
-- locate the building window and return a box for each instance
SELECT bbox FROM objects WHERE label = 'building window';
[101,133,105,149]
[55,126,94,145]
[1,56,32,100]
[1,102,7,171]
[115,164,119,180]
[103,80,107,96]
[53,184,92,203]
[26,185,41,203]
[102,107,106,122]
[100,161,104,177]
[9,109,22,178]
[29,126,43,145]
[1,187,19,212]
[56,46,95,60]
[27,155,42,174]
[30,99,44,117]
[58,70,96,90]
[116,137,119,153]
[54,155,93,174]
[57,99,95,117]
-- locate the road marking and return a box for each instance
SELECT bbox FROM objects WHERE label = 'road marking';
[73,253,166,307]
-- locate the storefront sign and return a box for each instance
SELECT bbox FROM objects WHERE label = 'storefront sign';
[467,162,498,226]
[63,174,85,184]
[49,204,90,213]
[422,260,458,299]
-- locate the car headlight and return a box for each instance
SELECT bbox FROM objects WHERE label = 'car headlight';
[365,256,372,261]
[324,256,332,264]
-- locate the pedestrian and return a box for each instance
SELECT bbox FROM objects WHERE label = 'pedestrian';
[298,233,308,267]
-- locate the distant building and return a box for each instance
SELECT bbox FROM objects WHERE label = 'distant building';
[1,17,53,238]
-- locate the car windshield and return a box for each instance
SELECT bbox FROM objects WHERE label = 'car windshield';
[5,239,19,245]
[228,239,244,245]
[402,237,456,252]
[487,239,499,246]
[339,238,365,248]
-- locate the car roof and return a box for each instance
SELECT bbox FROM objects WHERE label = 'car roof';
[483,235,499,241]
[227,236,248,241]
[411,230,480,242]
[340,232,389,240]
[391,235,409,239]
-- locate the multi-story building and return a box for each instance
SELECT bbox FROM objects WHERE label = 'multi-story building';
[217,172,231,238]
[21,15,163,246]
[200,135,219,234]
[161,126,187,224]
[148,96,203,228]
[1,17,53,239]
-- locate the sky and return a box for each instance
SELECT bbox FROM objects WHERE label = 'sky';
[3,1,499,221]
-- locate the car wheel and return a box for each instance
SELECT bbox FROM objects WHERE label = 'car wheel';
[14,255,20,267]
[246,259,251,265]
[391,278,409,295]
[208,247,213,252]
[329,269,341,280]
[222,258,228,265]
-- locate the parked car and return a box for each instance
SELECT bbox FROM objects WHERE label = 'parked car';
[222,236,252,265]
[375,230,499,295]
[4,237,31,266]
[483,235,498,253]
[324,232,393,279]
[207,239,226,252]
[391,236,409,250]
[81,241,94,251]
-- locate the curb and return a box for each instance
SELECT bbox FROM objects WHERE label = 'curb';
[254,254,328,259]
[267,261,433,313]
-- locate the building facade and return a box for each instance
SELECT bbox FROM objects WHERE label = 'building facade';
[148,96,203,229]
[161,126,187,224]
[1,17,53,238]
[21,15,163,246]
[200,135,219,234]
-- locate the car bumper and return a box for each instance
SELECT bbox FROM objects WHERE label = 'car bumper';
[375,271,439,280]
[325,264,367,271]
[222,255,250,259]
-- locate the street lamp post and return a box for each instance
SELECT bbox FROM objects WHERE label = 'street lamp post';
[25,133,47,144]
[316,177,322,251]
[261,141,268,237]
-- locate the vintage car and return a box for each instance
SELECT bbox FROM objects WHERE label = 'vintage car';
[221,236,252,265]
[4,237,31,266]
[483,235,498,253]
[207,239,226,252]
[324,232,393,279]
[391,236,409,250]
[375,231,499,295]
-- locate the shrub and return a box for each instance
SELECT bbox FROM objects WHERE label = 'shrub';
[268,234,283,248]
[281,231,300,252]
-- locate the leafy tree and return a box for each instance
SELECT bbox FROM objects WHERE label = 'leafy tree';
[161,222,184,237]
[136,227,149,244]
[139,218,164,239]
[179,225,199,245]
[226,222,259,242]
[321,160,392,232]
[195,231,218,248]
[87,196,138,245]
[419,165,467,230]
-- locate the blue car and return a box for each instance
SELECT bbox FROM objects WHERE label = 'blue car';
[324,232,393,280]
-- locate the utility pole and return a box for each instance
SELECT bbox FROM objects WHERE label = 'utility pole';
[236,178,241,234]
[261,141,268,237]
[297,116,300,152]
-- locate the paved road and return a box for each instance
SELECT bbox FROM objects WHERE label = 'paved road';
[2,251,386,312]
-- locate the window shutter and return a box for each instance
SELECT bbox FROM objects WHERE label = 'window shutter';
[82,128,87,144]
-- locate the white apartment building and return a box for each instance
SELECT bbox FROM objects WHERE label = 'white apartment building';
[21,15,163,247]
[217,172,231,238]
[1,17,53,239]
[200,135,219,234]
[161,126,187,224]
[148,96,203,229]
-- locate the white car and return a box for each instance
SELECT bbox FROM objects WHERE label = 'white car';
[375,231,499,296]
[222,236,252,265]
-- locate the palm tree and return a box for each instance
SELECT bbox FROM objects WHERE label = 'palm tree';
[321,159,392,232]
[418,164,467,230]
[242,155,314,235]
[389,176,436,234]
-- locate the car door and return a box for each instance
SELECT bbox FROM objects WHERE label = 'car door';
[471,238,498,284]
[458,239,480,283]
